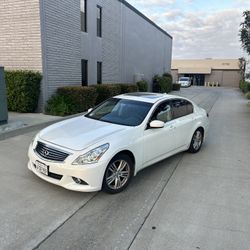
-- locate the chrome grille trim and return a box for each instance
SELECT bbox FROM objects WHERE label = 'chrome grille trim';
[35,141,69,162]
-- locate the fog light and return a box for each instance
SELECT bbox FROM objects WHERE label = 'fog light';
[72,177,87,185]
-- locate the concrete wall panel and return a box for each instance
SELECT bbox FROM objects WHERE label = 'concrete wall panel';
[205,70,240,87]
[222,70,241,87]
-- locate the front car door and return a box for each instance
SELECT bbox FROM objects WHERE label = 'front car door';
[142,100,179,168]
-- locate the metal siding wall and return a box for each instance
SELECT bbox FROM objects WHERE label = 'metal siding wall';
[122,4,172,87]
[41,0,81,101]
[82,0,172,86]
[102,0,123,83]
[80,0,103,85]
[0,0,42,71]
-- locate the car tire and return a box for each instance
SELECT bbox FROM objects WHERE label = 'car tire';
[188,128,204,153]
[102,154,133,194]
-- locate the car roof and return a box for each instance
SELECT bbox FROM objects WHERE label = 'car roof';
[115,92,182,104]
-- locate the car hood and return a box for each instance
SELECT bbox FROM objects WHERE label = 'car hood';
[39,116,129,151]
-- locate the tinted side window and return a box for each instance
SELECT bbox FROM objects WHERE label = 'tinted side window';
[151,101,172,123]
[186,101,194,115]
[172,99,186,119]
[172,99,193,119]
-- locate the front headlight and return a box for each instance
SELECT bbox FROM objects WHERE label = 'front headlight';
[72,143,109,165]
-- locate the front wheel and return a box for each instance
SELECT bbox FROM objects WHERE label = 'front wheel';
[188,129,204,153]
[102,154,133,194]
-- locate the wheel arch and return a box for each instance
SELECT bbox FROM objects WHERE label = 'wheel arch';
[102,150,136,193]
[196,126,204,136]
[187,125,205,149]
[111,150,136,175]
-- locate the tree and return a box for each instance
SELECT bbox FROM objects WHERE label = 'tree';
[240,10,250,55]
[238,57,246,80]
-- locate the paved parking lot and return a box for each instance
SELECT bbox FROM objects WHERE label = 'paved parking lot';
[0,87,249,250]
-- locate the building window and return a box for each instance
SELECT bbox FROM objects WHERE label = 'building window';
[81,0,87,32]
[97,6,102,37]
[81,59,88,86]
[97,62,102,84]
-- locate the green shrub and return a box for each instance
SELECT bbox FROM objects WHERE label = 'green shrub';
[45,86,97,116]
[163,72,173,82]
[152,75,161,93]
[45,94,69,116]
[161,76,173,93]
[93,84,121,104]
[245,82,250,93]
[240,80,245,91]
[153,74,173,93]
[5,70,42,112]
[136,80,148,92]
[240,80,244,90]
[173,83,181,91]
[246,91,250,99]
[118,83,138,94]
[45,82,140,115]
[240,80,250,93]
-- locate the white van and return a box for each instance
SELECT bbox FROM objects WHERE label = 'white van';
[178,77,191,87]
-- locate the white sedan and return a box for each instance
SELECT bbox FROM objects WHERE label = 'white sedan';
[28,92,209,194]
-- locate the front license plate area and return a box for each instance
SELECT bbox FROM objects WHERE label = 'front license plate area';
[35,161,48,176]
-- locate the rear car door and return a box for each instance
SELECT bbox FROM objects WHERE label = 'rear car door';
[171,99,195,147]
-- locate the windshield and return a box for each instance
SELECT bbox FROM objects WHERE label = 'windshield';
[179,77,190,81]
[86,98,153,126]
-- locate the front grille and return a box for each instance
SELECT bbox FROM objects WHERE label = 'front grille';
[35,141,69,162]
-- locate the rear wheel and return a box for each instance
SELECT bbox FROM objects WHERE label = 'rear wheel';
[102,154,133,194]
[188,128,203,153]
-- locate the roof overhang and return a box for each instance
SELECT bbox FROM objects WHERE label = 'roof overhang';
[178,67,212,74]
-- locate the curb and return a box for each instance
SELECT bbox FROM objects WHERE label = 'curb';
[0,112,85,141]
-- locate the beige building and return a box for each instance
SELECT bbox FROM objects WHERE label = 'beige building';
[172,59,241,87]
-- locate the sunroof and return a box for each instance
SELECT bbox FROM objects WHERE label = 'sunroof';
[124,92,162,98]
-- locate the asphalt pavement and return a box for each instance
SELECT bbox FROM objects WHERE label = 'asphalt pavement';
[0,87,249,250]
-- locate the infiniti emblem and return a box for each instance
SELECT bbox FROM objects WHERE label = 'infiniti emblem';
[42,149,49,156]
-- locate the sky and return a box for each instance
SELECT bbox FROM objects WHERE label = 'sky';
[126,0,250,60]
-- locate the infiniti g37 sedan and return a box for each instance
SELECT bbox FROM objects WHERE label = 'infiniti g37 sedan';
[28,92,209,194]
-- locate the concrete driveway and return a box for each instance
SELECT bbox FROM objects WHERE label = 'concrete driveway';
[0,87,249,250]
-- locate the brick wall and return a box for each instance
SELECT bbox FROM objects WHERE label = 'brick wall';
[0,0,42,71]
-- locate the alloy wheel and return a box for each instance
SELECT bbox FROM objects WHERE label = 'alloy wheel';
[192,130,202,150]
[105,159,130,190]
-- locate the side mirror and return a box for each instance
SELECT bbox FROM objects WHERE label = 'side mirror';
[87,108,93,113]
[149,120,164,129]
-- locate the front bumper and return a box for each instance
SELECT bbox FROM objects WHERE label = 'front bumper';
[27,143,107,192]
[180,83,191,87]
